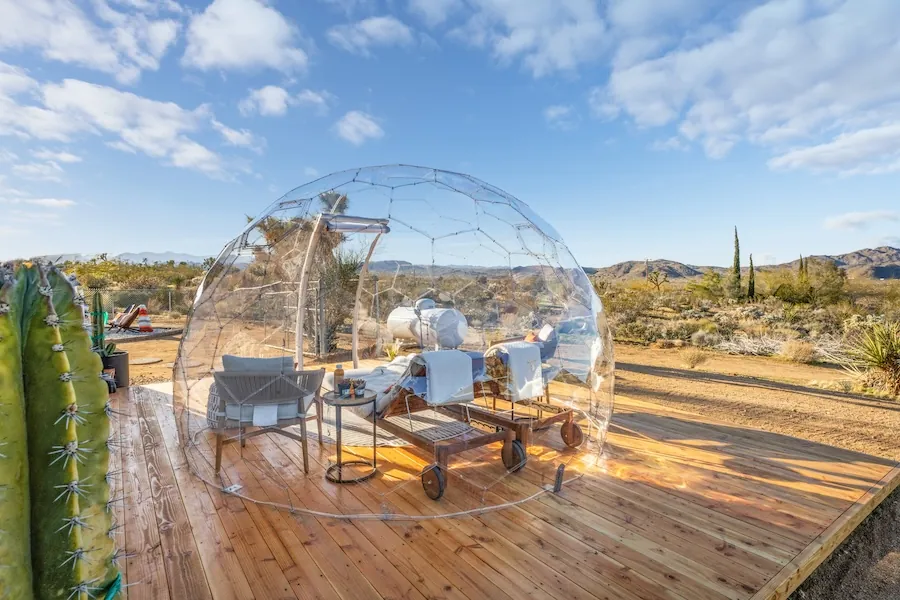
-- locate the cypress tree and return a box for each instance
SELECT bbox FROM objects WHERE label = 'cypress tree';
[748,254,755,300]
[728,226,742,298]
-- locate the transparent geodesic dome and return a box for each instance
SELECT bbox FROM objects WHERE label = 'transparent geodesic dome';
[173,165,614,519]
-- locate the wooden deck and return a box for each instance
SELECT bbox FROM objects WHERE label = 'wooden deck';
[116,385,900,600]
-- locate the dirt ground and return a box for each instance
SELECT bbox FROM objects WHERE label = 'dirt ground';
[122,337,899,599]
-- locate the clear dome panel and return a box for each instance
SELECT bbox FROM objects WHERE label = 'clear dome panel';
[173,165,614,519]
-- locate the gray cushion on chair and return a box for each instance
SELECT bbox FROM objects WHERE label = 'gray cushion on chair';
[222,354,293,372]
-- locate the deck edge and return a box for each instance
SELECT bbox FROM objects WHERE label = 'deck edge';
[749,462,900,600]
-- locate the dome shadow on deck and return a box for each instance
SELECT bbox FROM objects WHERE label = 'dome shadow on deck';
[172,165,614,519]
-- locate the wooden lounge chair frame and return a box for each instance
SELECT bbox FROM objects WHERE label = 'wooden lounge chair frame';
[453,336,585,451]
[370,361,525,501]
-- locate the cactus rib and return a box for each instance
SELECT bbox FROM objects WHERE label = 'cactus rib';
[0,262,121,600]
[0,264,32,600]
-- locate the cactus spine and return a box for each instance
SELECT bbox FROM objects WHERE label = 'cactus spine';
[0,262,121,600]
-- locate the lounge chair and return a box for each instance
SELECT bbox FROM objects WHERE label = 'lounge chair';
[461,326,585,450]
[107,304,140,333]
[207,355,324,474]
[326,350,524,500]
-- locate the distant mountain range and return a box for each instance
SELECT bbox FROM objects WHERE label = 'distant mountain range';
[29,245,900,280]
[35,251,210,265]
[591,246,900,281]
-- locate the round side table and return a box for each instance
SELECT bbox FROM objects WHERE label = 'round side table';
[322,390,378,483]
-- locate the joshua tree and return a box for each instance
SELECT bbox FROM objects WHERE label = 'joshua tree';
[647,270,669,292]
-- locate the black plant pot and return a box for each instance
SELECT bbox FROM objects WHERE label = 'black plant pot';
[102,351,130,388]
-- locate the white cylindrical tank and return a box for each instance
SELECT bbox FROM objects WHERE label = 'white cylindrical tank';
[387,306,468,349]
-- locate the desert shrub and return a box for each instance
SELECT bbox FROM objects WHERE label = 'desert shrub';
[780,341,818,364]
[717,334,782,356]
[652,289,693,312]
[736,305,765,320]
[682,348,709,369]
[654,339,681,349]
[615,319,663,343]
[697,319,718,333]
[711,312,739,336]
[680,307,711,320]
[604,287,655,326]
[845,322,900,396]
[691,330,721,348]
[687,271,725,301]
[843,313,885,334]
[660,320,703,341]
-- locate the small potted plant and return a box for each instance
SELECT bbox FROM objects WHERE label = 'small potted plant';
[91,289,129,389]
[100,342,130,389]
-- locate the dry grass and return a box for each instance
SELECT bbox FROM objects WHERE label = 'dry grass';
[681,348,709,369]
[780,340,818,364]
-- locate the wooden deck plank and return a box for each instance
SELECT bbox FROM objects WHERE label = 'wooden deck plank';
[749,463,900,600]
[254,434,496,600]
[192,421,384,600]
[121,391,170,600]
[134,396,214,600]
[144,389,262,600]
[109,394,130,597]
[122,386,900,600]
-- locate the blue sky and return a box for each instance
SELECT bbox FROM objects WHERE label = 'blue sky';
[1,0,899,267]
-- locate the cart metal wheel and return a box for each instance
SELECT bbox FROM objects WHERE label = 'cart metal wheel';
[502,440,527,472]
[561,421,585,448]
[421,465,446,500]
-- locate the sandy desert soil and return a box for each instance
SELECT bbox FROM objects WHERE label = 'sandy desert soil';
[121,337,898,599]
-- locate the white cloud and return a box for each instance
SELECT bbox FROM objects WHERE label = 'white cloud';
[769,123,900,175]
[0,149,17,162]
[23,198,77,208]
[448,0,607,77]
[32,149,82,163]
[651,136,688,152]
[328,16,416,56]
[0,65,251,178]
[0,62,85,141]
[0,175,25,197]
[239,86,292,117]
[183,0,308,73]
[543,105,579,130]
[824,211,899,231]
[335,111,383,145]
[587,86,620,120]
[109,0,184,14]
[239,86,336,116]
[12,161,64,182]
[0,196,77,208]
[598,0,900,172]
[319,0,376,15]
[408,0,461,27]
[41,79,222,174]
[211,119,264,152]
[303,166,319,177]
[296,89,336,114]
[0,0,181,84]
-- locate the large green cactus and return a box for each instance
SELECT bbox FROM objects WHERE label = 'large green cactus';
[0,262,121,600]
